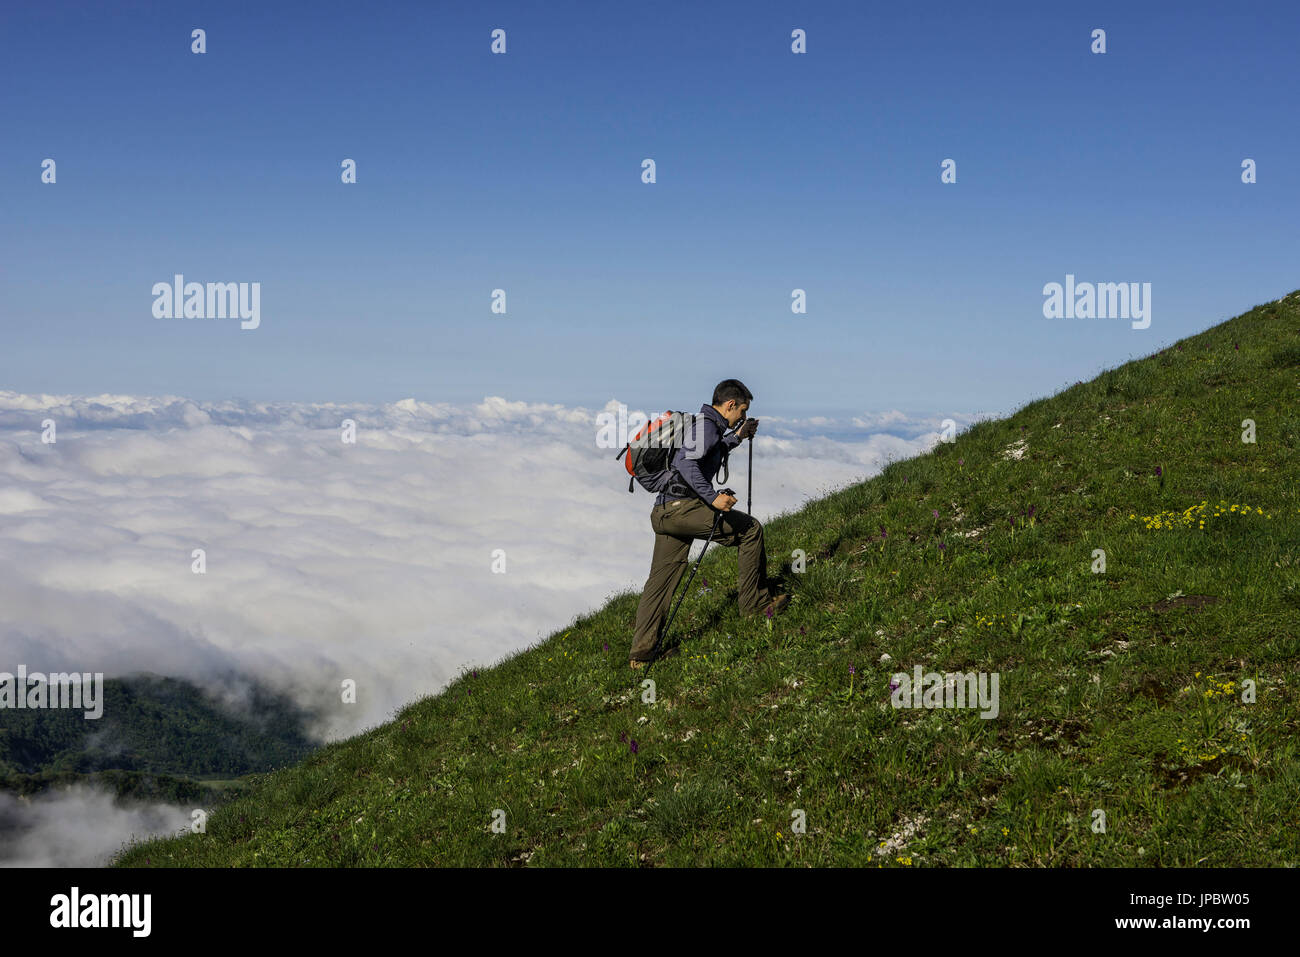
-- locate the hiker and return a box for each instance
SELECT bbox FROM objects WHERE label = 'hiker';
[629,379,790,669]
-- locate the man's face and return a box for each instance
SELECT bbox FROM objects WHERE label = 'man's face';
[721,400,749,428]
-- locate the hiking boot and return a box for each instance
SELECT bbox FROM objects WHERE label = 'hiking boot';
[629,645,680,670]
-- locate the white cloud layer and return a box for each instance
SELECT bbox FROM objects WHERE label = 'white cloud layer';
[0,390,982,864]
[0,785,191,868]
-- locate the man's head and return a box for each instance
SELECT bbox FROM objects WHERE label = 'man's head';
[711,378,752,428]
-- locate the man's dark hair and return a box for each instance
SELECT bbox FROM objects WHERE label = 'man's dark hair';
[712,379,753,407]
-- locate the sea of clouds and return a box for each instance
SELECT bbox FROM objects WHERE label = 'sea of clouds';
[0,390,981,865]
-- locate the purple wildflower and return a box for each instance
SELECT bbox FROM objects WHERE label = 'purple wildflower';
[1154,466,1162,477]
[618,731,628,743]
[938,542,946,550]
[880,525,887,539]
[849,664,856,676]
[630,740,639,755]
[603,642,609,651]
[958,458,964,466]
[933,509,939,519]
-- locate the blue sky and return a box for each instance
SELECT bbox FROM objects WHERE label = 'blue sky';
[3,0,1297,419]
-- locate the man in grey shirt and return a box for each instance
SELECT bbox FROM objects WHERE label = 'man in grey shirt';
[630,379,790,668]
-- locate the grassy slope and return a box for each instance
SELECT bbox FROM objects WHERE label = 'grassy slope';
[115,294,1300,867]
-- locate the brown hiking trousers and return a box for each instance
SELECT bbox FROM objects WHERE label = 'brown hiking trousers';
[630,497,775,662]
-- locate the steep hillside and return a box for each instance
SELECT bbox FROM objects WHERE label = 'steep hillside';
[114,293,1300,866]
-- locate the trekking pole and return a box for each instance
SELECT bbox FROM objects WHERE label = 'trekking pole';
[652,504,727,660]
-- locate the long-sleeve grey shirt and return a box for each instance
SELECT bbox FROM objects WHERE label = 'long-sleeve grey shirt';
[655,403,741,507]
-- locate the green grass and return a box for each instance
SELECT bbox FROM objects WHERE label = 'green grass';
[113,292,1300,867]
